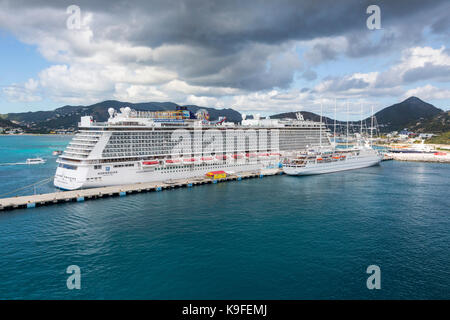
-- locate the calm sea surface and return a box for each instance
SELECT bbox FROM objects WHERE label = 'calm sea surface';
[0,135,449,299]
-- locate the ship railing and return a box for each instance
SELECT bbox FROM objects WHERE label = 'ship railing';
[78,121,109,127]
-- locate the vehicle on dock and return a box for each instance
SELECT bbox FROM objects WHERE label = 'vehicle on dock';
[206,171,227,180]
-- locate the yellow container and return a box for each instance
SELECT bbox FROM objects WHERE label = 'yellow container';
[206,171,227,180]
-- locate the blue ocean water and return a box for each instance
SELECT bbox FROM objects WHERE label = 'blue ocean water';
[0,135,449,299]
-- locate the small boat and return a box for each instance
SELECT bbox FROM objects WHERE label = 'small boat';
[26,157,46,164]
[52,150,63,156]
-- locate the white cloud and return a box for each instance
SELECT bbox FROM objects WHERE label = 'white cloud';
[2,78,42,103]
[404,84,450,100]
[0,2,449,113]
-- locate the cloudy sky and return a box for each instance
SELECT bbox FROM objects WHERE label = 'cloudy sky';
[0,0,449,119]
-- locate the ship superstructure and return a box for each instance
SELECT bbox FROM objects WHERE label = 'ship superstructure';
[54,107,331,190]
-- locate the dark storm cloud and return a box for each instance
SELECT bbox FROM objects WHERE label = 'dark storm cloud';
[2,0,449,92]
[322,76,370,92]
[403,63,450,83]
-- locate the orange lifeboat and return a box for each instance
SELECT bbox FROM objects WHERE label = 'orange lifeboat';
[142,160,159,166]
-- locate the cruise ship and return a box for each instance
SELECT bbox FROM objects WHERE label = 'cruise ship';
[282,143,382,176]
[54,106,330,190]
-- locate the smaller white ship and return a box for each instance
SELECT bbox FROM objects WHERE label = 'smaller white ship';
[283,100,382,176]
[282,144,382,176]
[26,157,46,165]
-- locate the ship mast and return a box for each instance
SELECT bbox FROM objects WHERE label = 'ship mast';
[334,98,337,146]
[346,100,349,149]
[320,99,323,149]
[360,102,363,135]
[370,105,374,147]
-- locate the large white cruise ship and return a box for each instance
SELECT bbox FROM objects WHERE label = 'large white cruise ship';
[54,107,330,190]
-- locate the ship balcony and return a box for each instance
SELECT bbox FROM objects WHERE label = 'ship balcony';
[72,137,99,143]
[66,147,92,154]
[68,143,95,149]
[63,151,89,158]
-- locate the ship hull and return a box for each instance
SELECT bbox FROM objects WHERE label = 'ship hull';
[54,160,277,190]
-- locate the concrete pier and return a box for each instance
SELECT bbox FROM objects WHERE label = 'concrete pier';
[386,152,450,163]
[0,170,282,212]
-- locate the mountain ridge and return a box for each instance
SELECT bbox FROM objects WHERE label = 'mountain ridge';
[1,97,448,133]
